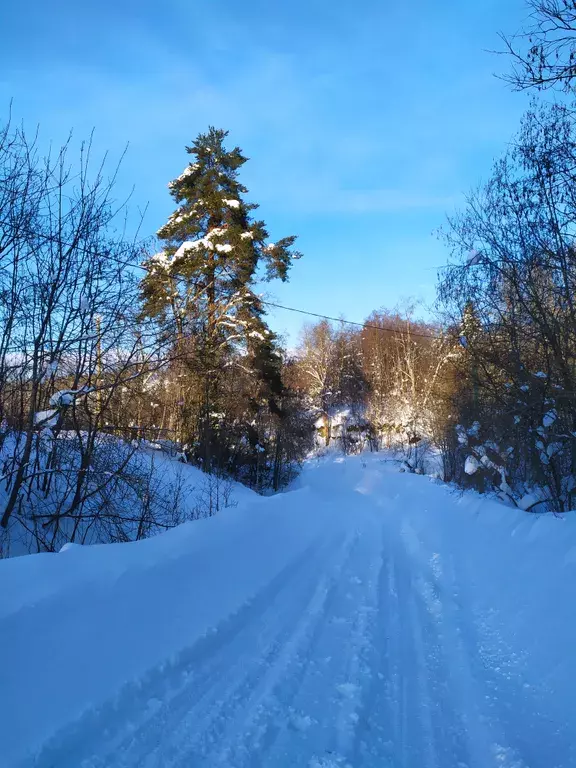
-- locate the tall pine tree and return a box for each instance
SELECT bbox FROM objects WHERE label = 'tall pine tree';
[140,127,301,471]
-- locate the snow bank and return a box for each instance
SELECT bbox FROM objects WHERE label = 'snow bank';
[0,434,256,558]
[0,482,336,764]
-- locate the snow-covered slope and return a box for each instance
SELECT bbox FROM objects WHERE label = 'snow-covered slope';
[1,454,575,767]
[0,439,255,558]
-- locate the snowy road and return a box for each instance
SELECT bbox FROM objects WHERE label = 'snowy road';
[2,455,575,767]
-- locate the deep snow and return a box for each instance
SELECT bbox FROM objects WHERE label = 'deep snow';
[0,438,255,558]
[1,454,576,767]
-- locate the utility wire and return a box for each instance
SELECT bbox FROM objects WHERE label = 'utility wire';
[262,301,439,339]
[4,231,441,340]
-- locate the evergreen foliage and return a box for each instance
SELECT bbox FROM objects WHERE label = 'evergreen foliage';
[140,127,304,481]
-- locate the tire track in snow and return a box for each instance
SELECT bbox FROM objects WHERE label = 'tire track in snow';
[393,515,536,768]
[216,511,385,768]
[393,538,440,768]
[366,513,473,768]
[349,527,395,767]
[445,549,575,768]
[181,528,364,768]
[22,534,347,768]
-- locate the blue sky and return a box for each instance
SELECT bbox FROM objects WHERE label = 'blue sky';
[1,0,532,344]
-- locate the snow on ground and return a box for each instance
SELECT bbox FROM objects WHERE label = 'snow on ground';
[0,438,256,558]
[1,453,576,767]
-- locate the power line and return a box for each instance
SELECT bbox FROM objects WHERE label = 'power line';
[5,230,440,340]
[262,301,439,339]
[103,250,440,338]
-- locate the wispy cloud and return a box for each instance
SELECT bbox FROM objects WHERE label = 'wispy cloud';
[0,0,532,341]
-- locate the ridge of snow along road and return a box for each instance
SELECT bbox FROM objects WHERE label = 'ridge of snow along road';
[1,454,576,767]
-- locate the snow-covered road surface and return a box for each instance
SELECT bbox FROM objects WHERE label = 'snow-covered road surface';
[2,455,575,767]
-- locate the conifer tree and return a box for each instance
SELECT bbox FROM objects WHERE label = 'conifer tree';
[140,127,301,469]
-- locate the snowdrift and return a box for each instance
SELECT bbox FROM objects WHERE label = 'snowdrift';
[0,434,253,558]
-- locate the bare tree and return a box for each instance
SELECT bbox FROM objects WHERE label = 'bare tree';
[502,0,576,91]
[361,308,451,466]
[438,103,576,510]
[0,116,195,553]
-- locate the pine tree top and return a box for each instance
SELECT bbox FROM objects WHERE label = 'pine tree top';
[140,128,302,392]
[150,127,301,286]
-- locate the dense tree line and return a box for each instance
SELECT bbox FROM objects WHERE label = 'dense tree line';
[289,311,453,471]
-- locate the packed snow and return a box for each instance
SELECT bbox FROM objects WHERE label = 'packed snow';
[40,360,59,383]
[172,228,230,260]
[33,409,58,427]
[48,387,91,408]
[1,453,575,767]
[168,164,199,188]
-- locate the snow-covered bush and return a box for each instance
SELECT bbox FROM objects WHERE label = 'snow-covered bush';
[0,432,204,556]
